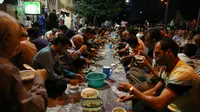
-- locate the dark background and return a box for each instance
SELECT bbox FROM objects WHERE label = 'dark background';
[3,0,18,5]
[115,0,200,24]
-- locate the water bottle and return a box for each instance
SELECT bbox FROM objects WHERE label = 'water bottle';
[109,42,112,49]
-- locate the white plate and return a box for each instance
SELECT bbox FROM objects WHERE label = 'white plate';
[90,66,96,72]
[167,103,181,112]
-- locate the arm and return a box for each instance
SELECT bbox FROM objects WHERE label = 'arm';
[116,44,129,53]
[119,82,164,102]
[145,62,159,77]
[1,61,48,112]
[33,52,69,83]
[130,82,177,110]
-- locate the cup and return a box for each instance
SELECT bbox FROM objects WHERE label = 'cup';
[103,66,112,78]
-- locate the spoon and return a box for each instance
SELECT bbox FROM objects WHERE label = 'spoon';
[23,64,36,72]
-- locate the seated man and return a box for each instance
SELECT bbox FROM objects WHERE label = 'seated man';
[118,38,200,112]
[82,27,97,58]
[28,28,49,51]
[0,11,47,112]
[119,29,146,67]
[45,28,57,42]
[114,30,130,57]
[32,34,84,98]
[59,34,87,73]
[178,43,197,68]
[12,26,38,70]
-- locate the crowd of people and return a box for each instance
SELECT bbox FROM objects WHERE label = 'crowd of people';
[0,10,200,112]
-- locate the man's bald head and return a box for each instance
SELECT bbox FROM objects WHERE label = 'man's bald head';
[72,35,84,49]
[0,11,21,59]
[194,34,200,45]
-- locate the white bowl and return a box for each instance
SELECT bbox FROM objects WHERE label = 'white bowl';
[112,107,127,112]
[19,70,36,81]
[81,88,99,98]
[69,84,79,90]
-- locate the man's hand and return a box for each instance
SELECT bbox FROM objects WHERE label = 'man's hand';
[113,51,118,57]
[119,95,135,102]
[35,69,48,81]
[75,74,85,82]
[70,79,79,85]
[137,56,150,67]
[85,59,95,64]
[80,45,87,51]
[118,82,133,92]
[90,48,96,53]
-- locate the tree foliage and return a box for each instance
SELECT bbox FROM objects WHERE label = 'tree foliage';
[75,0,125,20]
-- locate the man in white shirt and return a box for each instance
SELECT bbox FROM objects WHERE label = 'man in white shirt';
[45,28,57,42]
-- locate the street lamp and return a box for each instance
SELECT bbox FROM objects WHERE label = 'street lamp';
[161,0,169,22]
[126,0,129,3]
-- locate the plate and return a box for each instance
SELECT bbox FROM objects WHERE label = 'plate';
[20,70,36,81]
[90,66,96,72]
[167,103,181,112]
[82,68,90,74]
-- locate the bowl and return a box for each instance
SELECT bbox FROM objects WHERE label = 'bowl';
[86,72,106,88]
[19,70,36,81]
[81,98,103,112]
[69,84,79,90]
[81,88,99,98]
[112,107,127,112]
[134,55,144,63]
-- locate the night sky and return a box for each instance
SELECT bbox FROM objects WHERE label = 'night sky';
[119,0,200,23]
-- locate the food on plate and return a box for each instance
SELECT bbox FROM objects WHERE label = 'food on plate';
[69,84,79,90]
[19,70,36,81]
[81,88,99,98]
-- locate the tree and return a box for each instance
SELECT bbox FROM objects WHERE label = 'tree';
[75,0,125,26]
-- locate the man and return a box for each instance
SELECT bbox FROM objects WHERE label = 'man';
[82,28,97,58]
[118,38,200,112]
[178,44,197,68]
[28,28,49,51]
[45,28,57,42]
[48,9,58,31]
[32,34,84,98]
[57,25,75,39]
[0,11,47,112]
[59,35,88,73]
[11,27,37,70]
[121,28,162,92]
[71,34,95,64]
[72,13,78,29]
[38,11,46,36]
